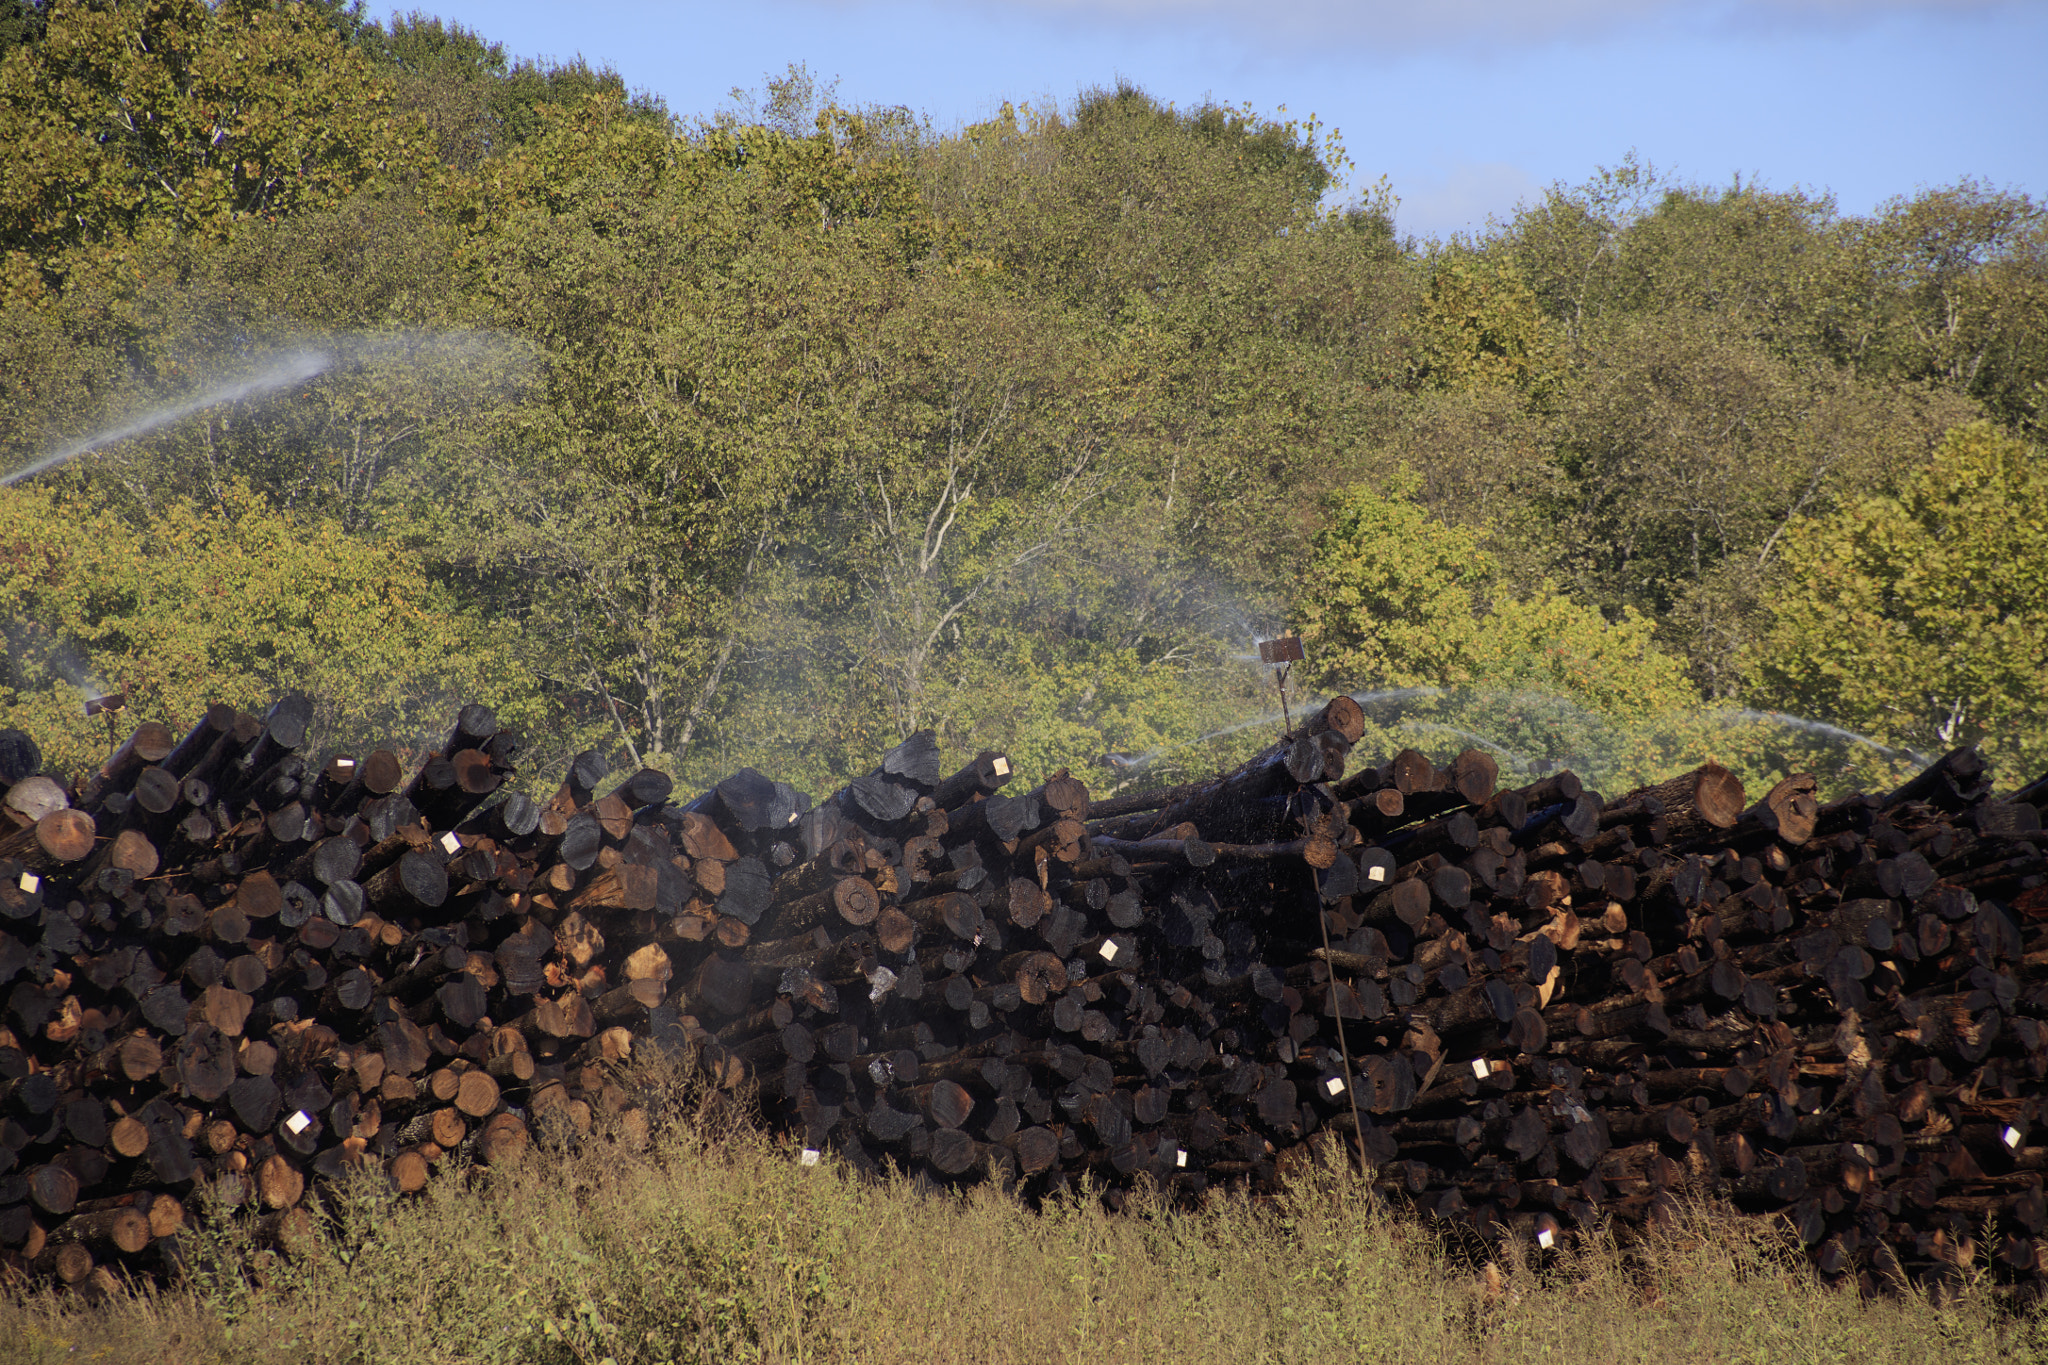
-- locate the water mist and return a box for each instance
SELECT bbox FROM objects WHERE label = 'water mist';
[1,350,333,487]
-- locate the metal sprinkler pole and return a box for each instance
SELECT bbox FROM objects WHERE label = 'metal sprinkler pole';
[1258,636,1304,734]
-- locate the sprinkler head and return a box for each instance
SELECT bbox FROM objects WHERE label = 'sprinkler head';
[1257,637,1303,665]
[83,692,126,719]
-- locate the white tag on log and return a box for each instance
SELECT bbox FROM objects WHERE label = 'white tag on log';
[1366,866,1386,882]
[17,872,36,894]
[993,757,1011,776]
[336,757,355,770]
[285,1110,312,1135]
[2004,1125,2023,1149]
[1098,940,1118,962]
[1324,1076,1345,1097]
[1571,1105,1590,1125]
[1537,1228,1555,1250]
[1175,1150,1187,1168]
[799,1148,821,1167]
[1471,1059,1489,1079]
[866,966,898,1003]
[440,832,461,854]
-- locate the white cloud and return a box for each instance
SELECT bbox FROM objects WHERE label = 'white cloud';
[1391,160,1543,239]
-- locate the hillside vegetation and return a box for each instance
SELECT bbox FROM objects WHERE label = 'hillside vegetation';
[1,0,2043,806]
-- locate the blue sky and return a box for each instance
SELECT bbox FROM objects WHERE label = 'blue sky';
[419,0,2045,238]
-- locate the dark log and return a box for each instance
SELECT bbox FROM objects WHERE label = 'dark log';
[934,751,1015,811]
[1885,747,1990,812]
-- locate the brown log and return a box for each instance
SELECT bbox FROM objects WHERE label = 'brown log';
[255,1154,305,1210]
[769,876,881,935]
[0,809,95,872]
[49,1206,152,1257]
[454,1069,501,1119]
[477,1112,530,1163]
[896,891,984,942]
[1740,774,1820,848]
[389,1149,431,1193]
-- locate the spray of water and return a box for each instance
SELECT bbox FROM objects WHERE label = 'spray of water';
[1400,721,1526,764]
[1720,709,1930,767]
[1347,686,1445,709]
[1,350,333,488]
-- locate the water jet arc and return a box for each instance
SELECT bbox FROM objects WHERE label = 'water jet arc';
[1,350,332,487]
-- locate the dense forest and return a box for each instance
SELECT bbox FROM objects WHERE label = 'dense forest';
[1,0,2043,805]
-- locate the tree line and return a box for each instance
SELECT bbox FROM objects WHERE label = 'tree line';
[1,0,2042,802]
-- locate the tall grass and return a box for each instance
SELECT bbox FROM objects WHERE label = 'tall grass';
[5,1059,2040,1365]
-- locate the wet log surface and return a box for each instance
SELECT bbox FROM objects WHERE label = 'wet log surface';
[0,698,2041,1304]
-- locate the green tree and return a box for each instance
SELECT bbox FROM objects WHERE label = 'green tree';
[1294,470,1697,710]
[1408,256,1557,398]
[429,94,939,778]
[1748,420,2048,786]
[921,83,1344,325]
[0,482,561,780]
[0,0,46,60]
[1849,182,2048,438]
[0,0,435,296]
[374,13,667,169]
[1536,313,1971,695]
[1294,470,1496,690]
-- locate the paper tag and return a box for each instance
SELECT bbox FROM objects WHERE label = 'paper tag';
[1537,1228,1555,1250]
[1324,1076,1345,1097]
[1471,1059,1489,1079]
[17,871,37,894]
[439,832,461,854]
[993,757,1011,777]
[1098,940,1119,962]
[335,758,355,770]
[1175,1150,1187,1168]
[2004,1125,2023,1149]
[1366,866,1386,883]
[285,1110,312,1135]
[787,810,800,824]
[867,966,899,1003]
[799,1148,821,1167]
[1571,1105,1590,1125]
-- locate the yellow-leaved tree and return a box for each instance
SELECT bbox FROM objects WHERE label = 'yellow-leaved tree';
[0,483,562,780]
[1748,421,2048,789]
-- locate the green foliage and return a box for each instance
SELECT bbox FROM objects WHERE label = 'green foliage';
[1291,473,1756,797]
[1472,593,1698,719]
[0,482,557,780]
[1850,181,2048,439]
[926,84,1347,324]
[0,0,435,296]
[375,12,667,169]
[1296,470,1497,690]
[0,13,2040,812]
[0,0,46,60]
[1408,256,1557,398]
[1749,420,2048,788]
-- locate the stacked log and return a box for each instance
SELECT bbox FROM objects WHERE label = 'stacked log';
[0,698,2041,1305]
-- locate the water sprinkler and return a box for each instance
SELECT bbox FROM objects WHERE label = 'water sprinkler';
[1257,636,1303,735]
[84,692,126,754]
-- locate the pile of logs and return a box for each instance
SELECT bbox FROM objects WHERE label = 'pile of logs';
[0,694,2042,1302]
